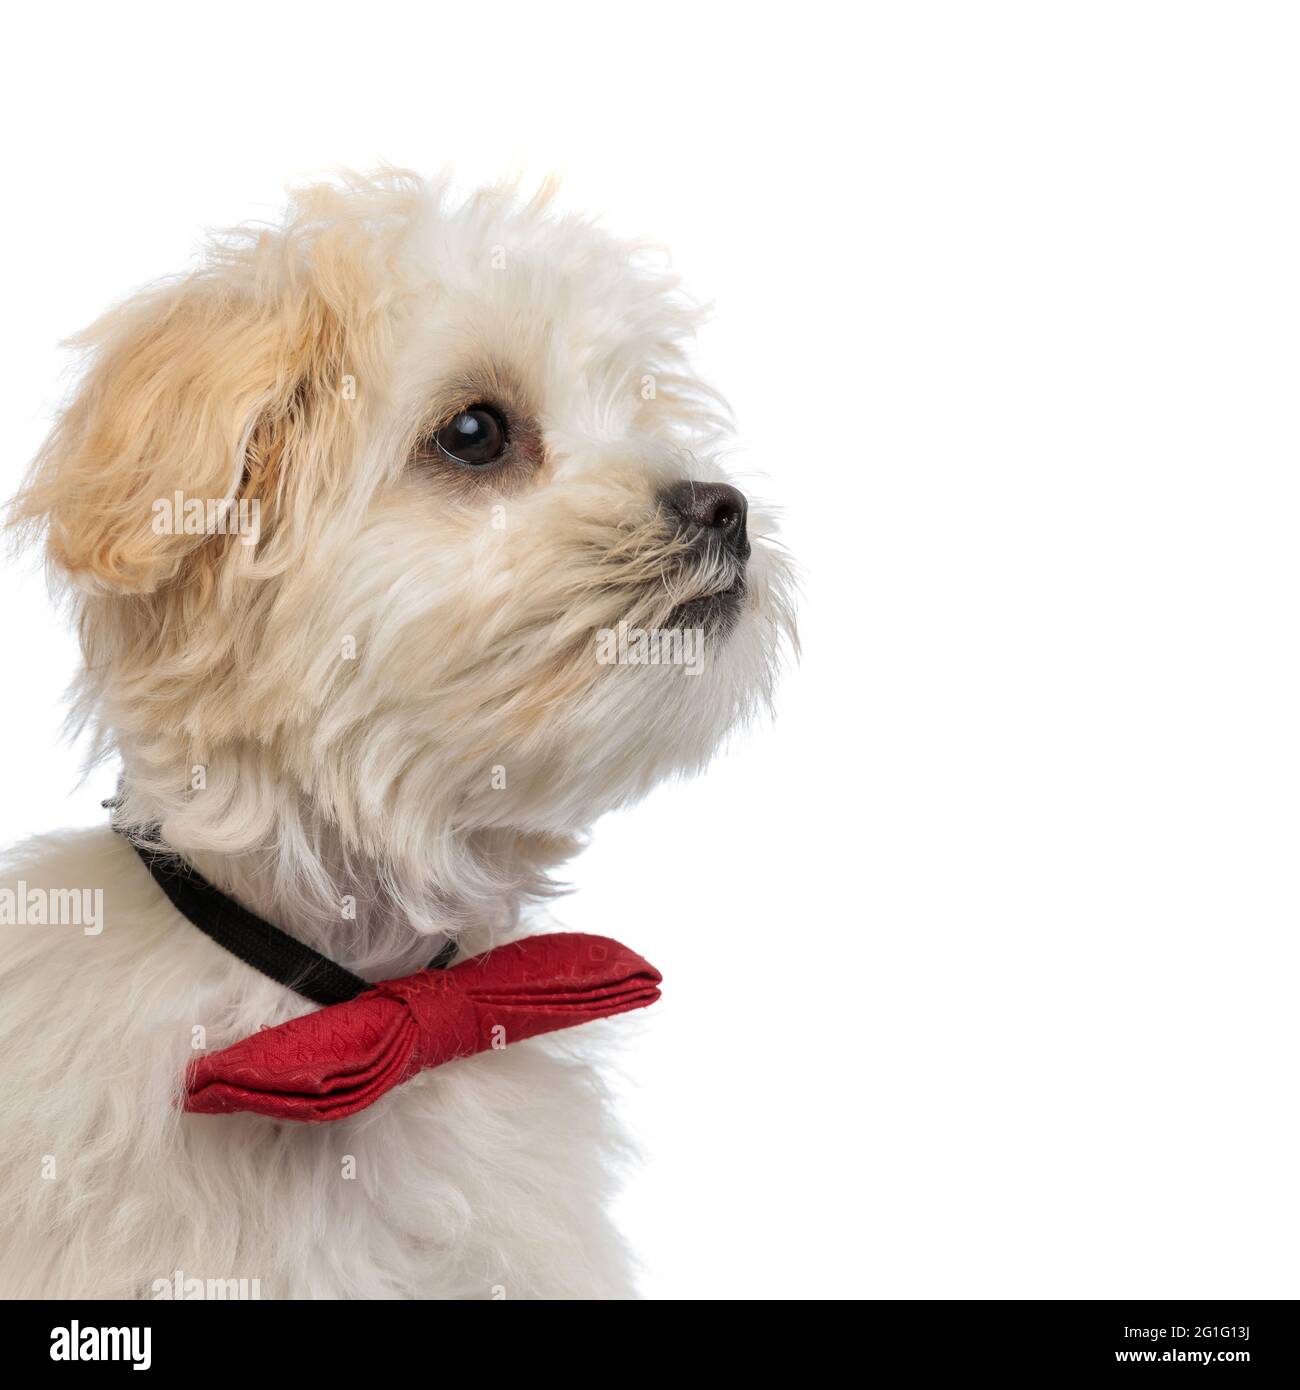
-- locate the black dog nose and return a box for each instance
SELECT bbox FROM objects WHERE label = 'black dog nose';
[660,481,750,562]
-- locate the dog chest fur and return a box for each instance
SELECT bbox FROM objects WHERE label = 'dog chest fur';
[0,827,636,1299]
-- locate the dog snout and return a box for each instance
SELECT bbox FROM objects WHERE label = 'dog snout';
[659,481,750,564]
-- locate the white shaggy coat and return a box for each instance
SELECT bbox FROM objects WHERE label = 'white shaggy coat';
[0,172,793,1298]
[0,827,637,1298]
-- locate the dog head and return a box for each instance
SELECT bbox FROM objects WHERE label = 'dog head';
[15,171,795,908]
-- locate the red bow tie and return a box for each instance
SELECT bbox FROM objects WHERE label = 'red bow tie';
[185,933,662,1122]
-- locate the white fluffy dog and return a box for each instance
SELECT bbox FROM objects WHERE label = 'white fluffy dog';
[0,171,793,1299]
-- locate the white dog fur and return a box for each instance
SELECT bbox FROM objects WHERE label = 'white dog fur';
[0,171,793,1299]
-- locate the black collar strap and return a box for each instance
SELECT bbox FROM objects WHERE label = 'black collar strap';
[124,833,456,1006]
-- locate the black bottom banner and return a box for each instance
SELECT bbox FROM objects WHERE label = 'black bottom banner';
[4,1297,1290,1373]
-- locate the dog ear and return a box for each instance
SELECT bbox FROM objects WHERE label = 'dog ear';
[14,205,384,595]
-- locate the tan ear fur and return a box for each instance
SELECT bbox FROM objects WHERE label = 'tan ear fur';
[16,279,281,592]
[12,176,408,596]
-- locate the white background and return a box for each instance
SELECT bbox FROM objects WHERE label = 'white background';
[2,3,1298,1298]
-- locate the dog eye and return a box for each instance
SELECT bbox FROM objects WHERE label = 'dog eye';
[432,405,507,466]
